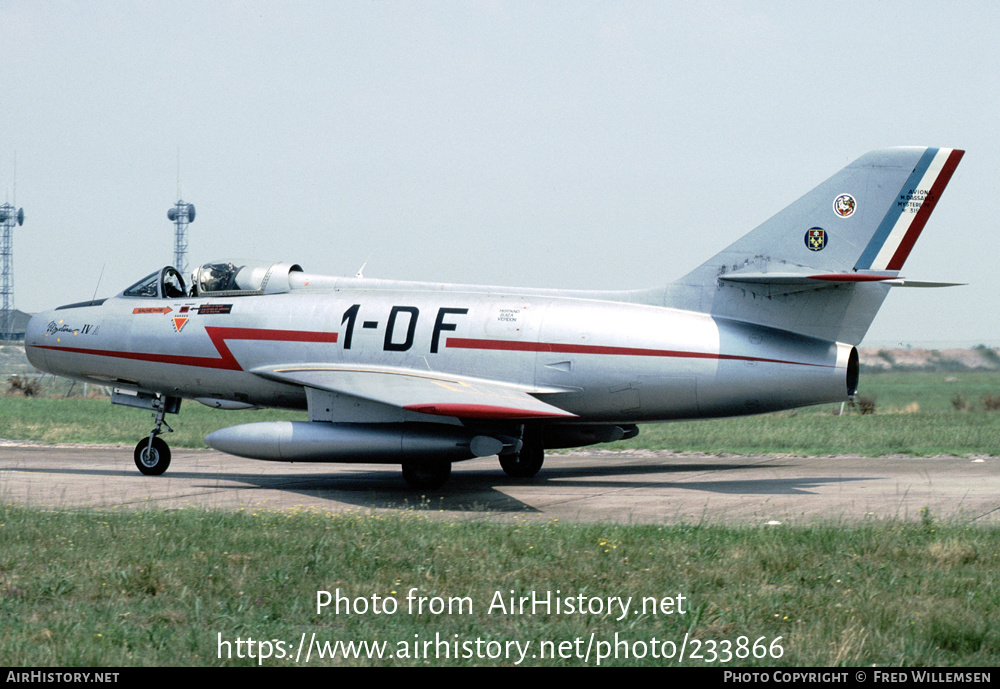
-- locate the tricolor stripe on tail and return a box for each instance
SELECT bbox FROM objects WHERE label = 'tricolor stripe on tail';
[854,147,964,271]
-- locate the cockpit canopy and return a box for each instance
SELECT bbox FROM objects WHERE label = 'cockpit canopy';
[121,261,303,298]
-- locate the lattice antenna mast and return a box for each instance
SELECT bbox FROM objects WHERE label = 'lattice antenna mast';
[0,201,25,341]
[167,150,195,275]
[167,200,195,276]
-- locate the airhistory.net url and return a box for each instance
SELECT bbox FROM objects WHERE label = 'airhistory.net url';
[217,631,784,666]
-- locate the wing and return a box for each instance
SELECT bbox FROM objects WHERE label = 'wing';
[251,364,578,419]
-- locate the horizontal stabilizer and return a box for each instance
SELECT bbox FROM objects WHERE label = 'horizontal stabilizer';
[718,270,900,286]
[718,270,964,289]
[882,279,966,288]
[252,364,578,419]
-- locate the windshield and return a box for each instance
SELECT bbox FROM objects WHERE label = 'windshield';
[123,271,159,298]
[122,267,188,298]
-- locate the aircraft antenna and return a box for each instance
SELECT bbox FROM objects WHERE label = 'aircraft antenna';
[92,263,106,302]
[355,251,373,278]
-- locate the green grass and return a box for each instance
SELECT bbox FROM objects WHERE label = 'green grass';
[1,505,998,667]
[609,412,1000,456]
[607,370,1000,456]
[0,396,303,447]
[855,370,1000,412]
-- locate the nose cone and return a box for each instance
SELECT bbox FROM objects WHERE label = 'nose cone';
[24,311,52,372]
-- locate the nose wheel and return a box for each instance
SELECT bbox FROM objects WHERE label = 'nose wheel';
[134,435,171,475]
[133,395,175,476]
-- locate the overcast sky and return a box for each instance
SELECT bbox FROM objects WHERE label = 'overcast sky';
[2,1,997,347]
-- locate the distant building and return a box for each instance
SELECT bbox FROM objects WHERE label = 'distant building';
[1,309,32,341]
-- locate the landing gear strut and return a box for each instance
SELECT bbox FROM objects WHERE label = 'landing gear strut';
[499,426,545,478]
[115,391,180,476]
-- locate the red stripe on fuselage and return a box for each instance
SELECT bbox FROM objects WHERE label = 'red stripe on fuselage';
[36,328,831,372]
[34,327,338,371]
[445,337,832,368]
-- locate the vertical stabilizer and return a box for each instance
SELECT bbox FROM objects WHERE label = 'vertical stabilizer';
[655,147,964,344]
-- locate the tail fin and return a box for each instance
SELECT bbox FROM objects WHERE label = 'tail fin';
[662,147,964,344]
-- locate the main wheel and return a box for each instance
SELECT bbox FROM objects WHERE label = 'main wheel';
[134,436,171,476]
[499,440,544,478]
[401,461,451,489]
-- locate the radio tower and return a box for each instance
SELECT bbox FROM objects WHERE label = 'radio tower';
[168,151,195,275]
[167,200,195,275]
[0,201,25,341]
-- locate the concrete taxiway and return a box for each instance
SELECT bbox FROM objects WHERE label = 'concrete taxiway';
[1,443,998,525]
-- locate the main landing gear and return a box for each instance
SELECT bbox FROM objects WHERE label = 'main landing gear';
[499,426,545,478]
[399,427,543,489]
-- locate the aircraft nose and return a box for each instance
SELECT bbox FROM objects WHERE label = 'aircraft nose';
[24,311,53,372]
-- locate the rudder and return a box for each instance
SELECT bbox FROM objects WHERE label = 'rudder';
[854,147,964,272]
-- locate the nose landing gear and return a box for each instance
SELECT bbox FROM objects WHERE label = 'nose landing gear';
[134,401,174,476]
[112,389,181,476]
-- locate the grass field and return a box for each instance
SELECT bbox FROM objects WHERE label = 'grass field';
[615,370,1000,456]
[2,370,999,667]
[1,505,998,667]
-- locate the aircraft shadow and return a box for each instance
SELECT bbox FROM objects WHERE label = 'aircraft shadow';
[5,460,868,514]
[207,460,869,512]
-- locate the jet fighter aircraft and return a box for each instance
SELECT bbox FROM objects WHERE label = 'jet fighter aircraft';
[25,147,964,488]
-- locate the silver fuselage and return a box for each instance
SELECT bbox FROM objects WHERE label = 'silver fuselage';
[25,273,856,425]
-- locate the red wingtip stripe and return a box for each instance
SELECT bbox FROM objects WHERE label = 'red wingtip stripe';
[404,403,576,419]
[807,273,896,282]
